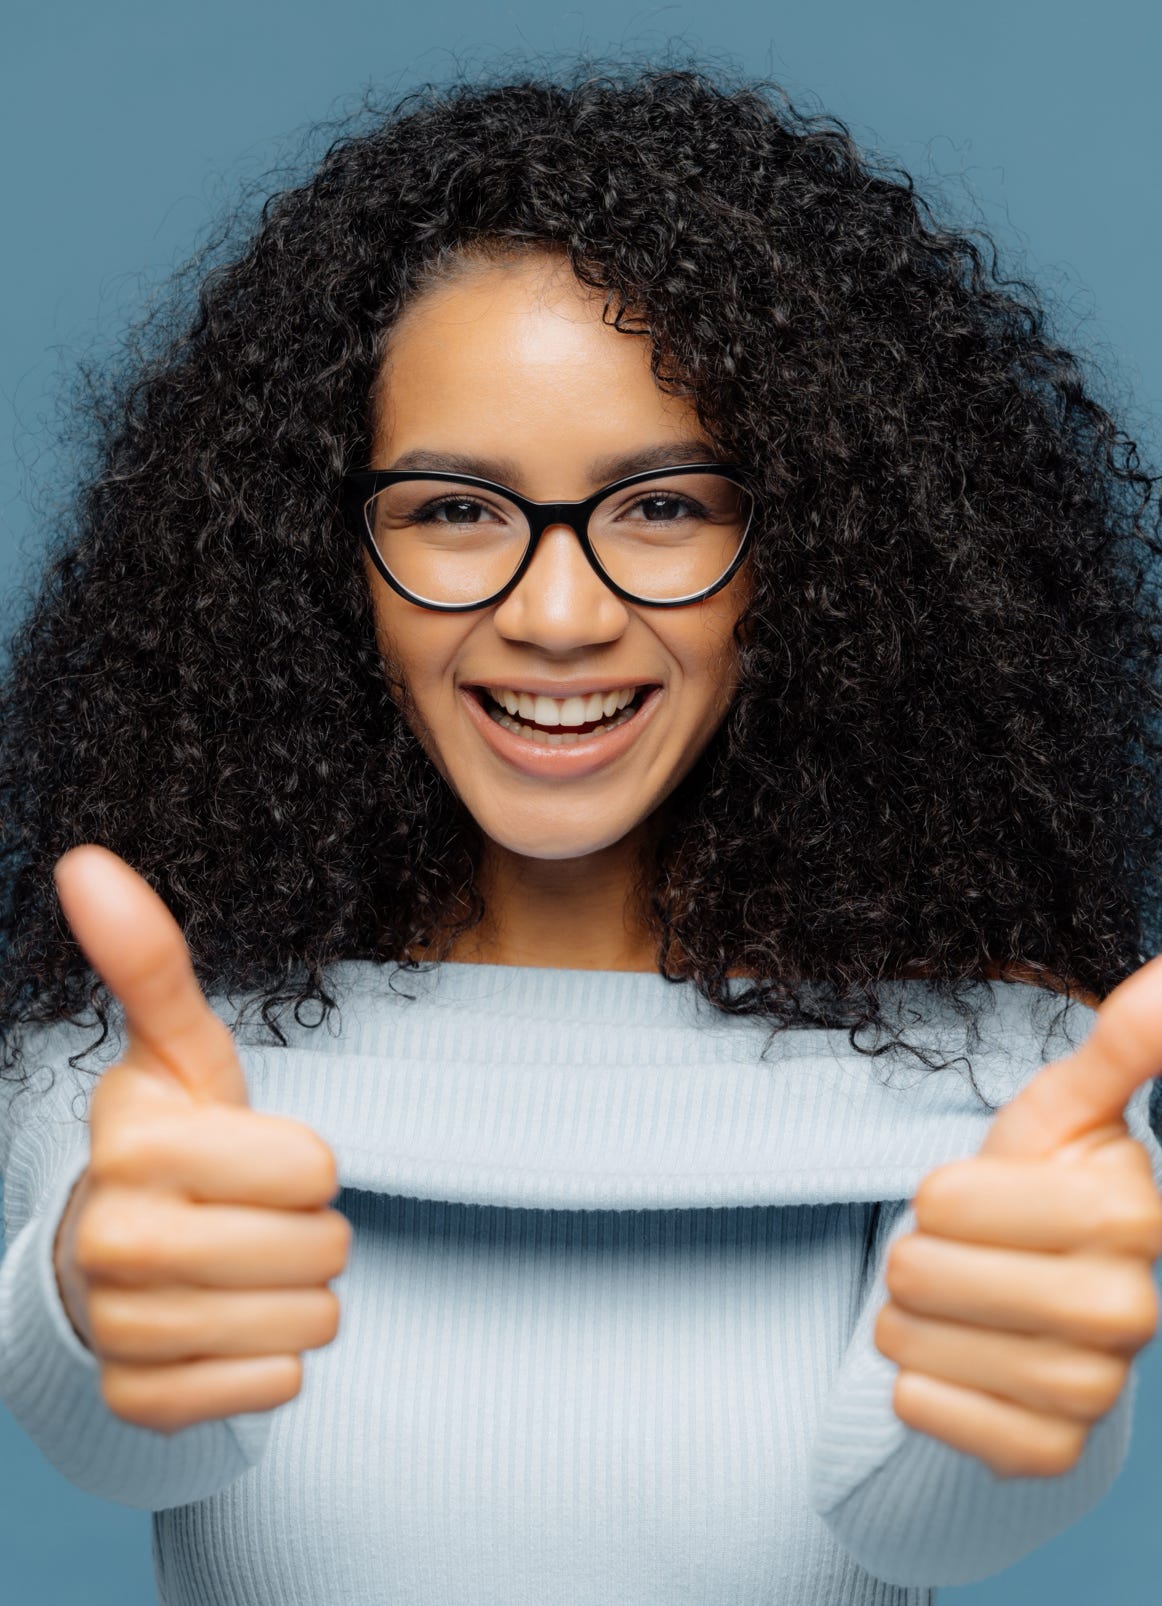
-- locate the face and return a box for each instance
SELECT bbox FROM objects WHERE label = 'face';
[361,249,752,863]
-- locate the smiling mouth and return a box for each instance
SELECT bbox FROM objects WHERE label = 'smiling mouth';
[470,686,656,745]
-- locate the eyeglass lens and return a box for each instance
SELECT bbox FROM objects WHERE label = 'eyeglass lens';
[362,472,753,605]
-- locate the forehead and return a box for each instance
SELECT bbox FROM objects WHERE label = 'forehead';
[372,254,700,460]
[394,246,602,326]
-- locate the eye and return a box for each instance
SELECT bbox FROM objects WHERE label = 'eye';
[413,495,501,525]
[623,492,704,522]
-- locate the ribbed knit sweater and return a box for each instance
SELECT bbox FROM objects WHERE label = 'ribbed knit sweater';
[2,960,1160,1605]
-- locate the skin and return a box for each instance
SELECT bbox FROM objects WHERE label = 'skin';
[43,244,1157,1474]
[361,247,751,971]
[47,844,1162,1469]
[351,247,1162,1482]
[359,248,1104,1001]
[875,957,1162,1481]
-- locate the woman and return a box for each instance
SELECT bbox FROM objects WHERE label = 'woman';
[3,56,1162,1605]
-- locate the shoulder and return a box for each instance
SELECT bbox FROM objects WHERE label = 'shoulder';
[977,960,1102,1011]
[726,959,1102,1009]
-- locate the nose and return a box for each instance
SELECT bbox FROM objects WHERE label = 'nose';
[490,520,632,649]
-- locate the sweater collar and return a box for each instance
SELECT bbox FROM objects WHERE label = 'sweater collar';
[219,962,1124,1209]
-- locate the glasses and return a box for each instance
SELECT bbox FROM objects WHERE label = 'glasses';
[340,463,755,611]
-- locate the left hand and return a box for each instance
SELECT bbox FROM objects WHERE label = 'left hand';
[873,955,1162,1479]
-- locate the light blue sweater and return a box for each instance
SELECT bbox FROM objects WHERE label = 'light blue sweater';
[2,961,1160,1605]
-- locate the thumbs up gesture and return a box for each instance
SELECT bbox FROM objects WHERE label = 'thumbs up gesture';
[49,845,352,1435]
[873,956,1162,1479]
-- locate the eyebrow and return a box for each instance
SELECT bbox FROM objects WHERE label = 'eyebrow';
[382,439,723,487]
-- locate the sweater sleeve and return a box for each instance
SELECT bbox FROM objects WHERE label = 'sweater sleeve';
[806,1192,1141,1587]
[807,1059,1162,1589]
[0,1026,279,1511]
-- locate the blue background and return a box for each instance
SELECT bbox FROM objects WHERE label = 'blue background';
[2,1,1160,1599]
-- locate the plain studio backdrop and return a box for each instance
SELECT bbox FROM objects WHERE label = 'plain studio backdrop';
[2,1,1160,1600]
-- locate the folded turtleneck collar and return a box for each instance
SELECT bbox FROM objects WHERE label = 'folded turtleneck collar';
[189,959,1131,1211]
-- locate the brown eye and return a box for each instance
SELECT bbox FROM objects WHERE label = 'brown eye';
[415,496,494,525]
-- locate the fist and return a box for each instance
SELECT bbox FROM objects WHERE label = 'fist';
[875,955,1162,1479]
[50,845,352,1435]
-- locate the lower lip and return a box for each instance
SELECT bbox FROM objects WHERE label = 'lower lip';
[460,685,663,778]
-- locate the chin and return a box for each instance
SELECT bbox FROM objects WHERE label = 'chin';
[479,816,644,861]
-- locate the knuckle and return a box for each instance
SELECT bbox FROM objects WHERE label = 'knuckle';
[73,1195,158,1278]
[1012,1424,1088,1479]
[873,1306,891,1357]
[71,1198,121,1276]
[285,1124,339,1199]
[310,1289,342,1345]
[1125,1294,1159,1348]
[1083,1270,1158,1347]
[912,1164,965,1218]
[324,1211,353,1269]
[873,1302,908,1361]
[313,1140,340,1199]
[99,1363,181,1434]
[1092,1191,1162,1254]
[883,1238,922,1301]
[1144,1217,1162,1261]
[890,1370,918,1427]
[273,1355,304,1402]
[96,1364,135,1422]
[1043,1422,1089,1475]
[89,1120,158,1183]
[86,1289,142,1354]
[1121,1140,1159,1183]
[1132,1199,1162,1258]
[1045,1353,1129,1420]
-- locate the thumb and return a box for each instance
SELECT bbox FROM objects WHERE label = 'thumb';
[978,954,1162,1164]
[53,844,250,1107]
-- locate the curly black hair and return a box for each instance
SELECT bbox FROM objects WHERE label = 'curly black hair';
[3,49,1162,1122]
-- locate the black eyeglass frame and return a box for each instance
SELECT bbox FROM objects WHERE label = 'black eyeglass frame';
[340,462,756,612]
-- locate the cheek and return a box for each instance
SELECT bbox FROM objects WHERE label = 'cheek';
[369,589,433,692]
[365,606,427,732]
[372,625,412,710]
[690,622,745,715]
[371,610,472,747]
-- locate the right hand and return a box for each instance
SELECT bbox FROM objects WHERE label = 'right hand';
[49,844,352,1435]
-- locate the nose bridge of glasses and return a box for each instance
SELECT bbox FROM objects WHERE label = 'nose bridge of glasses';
[515,504,609,597]
[525,496,589,543]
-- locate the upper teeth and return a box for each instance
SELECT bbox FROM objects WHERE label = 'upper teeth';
[485,686,640,727]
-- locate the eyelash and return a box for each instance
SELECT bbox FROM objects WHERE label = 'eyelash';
[411,492,703,523]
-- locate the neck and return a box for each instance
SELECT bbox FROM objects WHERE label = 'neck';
[436,828,661,973]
